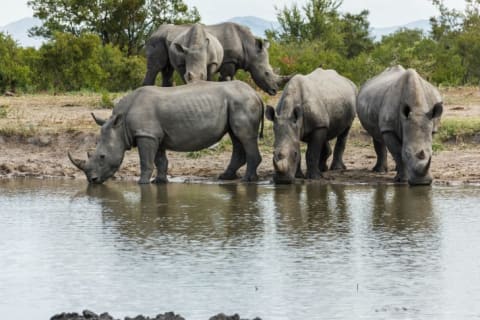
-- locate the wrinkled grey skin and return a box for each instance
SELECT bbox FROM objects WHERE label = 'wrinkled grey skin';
[357,65,443,185]
[168,24,224,83]
[143,22,292,95]
[265,68,357,184]
[69,81,264,184]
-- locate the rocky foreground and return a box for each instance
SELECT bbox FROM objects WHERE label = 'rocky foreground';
[51,310,261,320]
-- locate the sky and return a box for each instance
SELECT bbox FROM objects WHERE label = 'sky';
[0,0,467,28]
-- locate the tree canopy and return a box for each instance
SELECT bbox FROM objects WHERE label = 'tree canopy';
[27,0,200,55]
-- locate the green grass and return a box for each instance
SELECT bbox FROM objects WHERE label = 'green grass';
[0,104,8,118]
[436,118,480,142]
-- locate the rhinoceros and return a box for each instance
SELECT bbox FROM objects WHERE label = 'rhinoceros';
[265,68,357,184]
[168,23,223,83]
[356,65,443,185]
[143,22,292,95]
[68,81,264,184]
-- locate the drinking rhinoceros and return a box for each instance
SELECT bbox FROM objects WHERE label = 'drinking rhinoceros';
[265,68,357,184]
[143,22,292,95]
[68,81,264,184]
[357,65,443,185]
[168,23,223,83]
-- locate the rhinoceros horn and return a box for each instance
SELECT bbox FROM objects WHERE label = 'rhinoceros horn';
[68,152,86,172]
[278,73,295,86]
[91,113,106,126]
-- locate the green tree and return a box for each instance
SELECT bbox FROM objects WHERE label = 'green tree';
[0,33,32,92]
[27,0,200,55]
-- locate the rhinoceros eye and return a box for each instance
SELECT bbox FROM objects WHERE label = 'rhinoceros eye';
[403,105,411,119]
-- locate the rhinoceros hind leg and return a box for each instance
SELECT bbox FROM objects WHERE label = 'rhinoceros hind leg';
[219,63,236,81]
[219,133,246,180]
[137,137,160,184]
[241,137,261,182]
[295,156,305,178]
[161,65,175,87]
[319,142,332,172]
[372,138,388,172]
[153,148,168,183]
[330,126,351,170]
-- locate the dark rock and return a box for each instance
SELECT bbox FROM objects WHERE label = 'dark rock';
[51,311,259,320]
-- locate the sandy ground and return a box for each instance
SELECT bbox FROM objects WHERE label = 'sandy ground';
[0,88,479,185]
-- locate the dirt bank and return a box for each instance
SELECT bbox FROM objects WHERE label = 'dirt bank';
[0,90,479,185]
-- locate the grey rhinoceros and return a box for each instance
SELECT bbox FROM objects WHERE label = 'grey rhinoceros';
[357,65,443,185]
[168,23,223,83]
[265,68,357,184]
[143,22,291,95]
[68,81,264,184]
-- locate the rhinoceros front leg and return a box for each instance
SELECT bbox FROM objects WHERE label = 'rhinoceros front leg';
[219,133,246,180]
[372,138,388,172]
[306,128,327,179]
[207,64,218,81]
[153,148,168,184]
[382,132,407,182]
[330,126,351,170]
[137,137,160,184]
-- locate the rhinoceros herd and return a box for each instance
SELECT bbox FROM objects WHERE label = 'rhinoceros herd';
[69,22,443,186]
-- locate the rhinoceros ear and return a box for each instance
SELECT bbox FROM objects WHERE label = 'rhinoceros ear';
[255,38,265,52]
[175,43,188,54]
[111,113,124,128]
[293,106,303,123]
[265,105,275,121]
[431,102,443,119]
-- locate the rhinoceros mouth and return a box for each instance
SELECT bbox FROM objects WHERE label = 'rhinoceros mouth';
[267,89,277,96]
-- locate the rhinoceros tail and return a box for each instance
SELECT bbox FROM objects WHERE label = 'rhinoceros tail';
[259,99,265,140]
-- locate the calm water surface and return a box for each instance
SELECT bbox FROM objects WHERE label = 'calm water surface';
[0,179,479,320]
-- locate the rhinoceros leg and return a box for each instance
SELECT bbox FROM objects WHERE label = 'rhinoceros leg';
[372,138,388,172]
[153,148,168,184]
[382,132,407,183]
[330,126,351,170]
[219,133,246,180]
[219,63,236,81]
[319,142,332,172]
[240,137,261,182]
[295,155,305,179]
[161,64,175,87]
[306,128,328,179]
[137,137,160,184]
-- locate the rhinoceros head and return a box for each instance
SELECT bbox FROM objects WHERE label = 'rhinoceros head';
[266,103,303,184]
[397,72,443,185]
[69,113,126,184]
[174,39,209,83]
[400,100,443,185]
[248,39,293,96]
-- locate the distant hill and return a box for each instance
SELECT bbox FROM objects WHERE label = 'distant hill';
[227,16,280,37]
[371,19,431,41]
[0,17,43,48]
[1,16,432,48]
[227,16,432,42]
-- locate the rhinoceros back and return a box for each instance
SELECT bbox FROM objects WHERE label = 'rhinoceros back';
[283,68,356,140]
[120,82,262,152]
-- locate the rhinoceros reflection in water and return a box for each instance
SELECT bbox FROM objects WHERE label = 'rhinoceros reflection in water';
[69,81,264,184]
